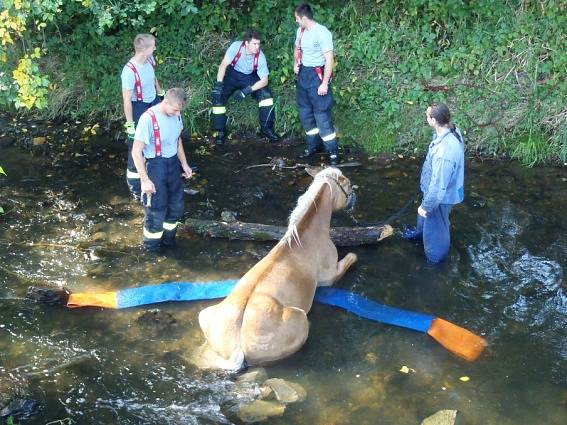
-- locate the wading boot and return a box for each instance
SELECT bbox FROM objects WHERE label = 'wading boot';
[298,148,316,160]
[329,153,340,166]
[214,131,226,145]
[298,133,322,161]
[260,128,281,142]
[401,225,422,241]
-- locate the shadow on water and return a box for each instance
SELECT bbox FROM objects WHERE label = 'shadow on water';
[1,122,566,424]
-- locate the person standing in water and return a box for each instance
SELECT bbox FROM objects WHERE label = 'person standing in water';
[121,33,164,200]
[403,102,465,263]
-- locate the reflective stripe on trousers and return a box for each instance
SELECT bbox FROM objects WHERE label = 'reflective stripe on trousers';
[143,156,185,249]
[296,66,337,154]
[212,67,276,133]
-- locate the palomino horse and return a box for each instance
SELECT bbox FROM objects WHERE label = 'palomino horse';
[198,167,358,369]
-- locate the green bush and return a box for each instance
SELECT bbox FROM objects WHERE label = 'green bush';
[0,0,565,165]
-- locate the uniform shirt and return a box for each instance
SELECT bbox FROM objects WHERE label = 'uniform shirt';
[226,41,269,78]
[420,128,465,212]
[295,23,333,67]
[121,57,157,103]
[134,105,183,159]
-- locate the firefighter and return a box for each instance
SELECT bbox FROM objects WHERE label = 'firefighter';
[121,33,165,200]
[131,88,193,252]
[211,29,280,145]
[293,3,339,165]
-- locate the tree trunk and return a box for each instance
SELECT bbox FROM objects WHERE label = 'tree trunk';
[184,218,394,246]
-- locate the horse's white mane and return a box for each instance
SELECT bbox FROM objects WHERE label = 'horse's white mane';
[282,167,344,247]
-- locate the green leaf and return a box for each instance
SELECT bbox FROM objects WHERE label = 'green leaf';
[0,166,6,176]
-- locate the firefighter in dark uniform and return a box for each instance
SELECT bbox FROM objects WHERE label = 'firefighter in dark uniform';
[131,88,192,252]
[293,3,339,165]
[121,33,165,200]
[211,29,280,144]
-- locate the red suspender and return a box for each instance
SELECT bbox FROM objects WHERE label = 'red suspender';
[231,42,260,72]
[297,28,305,65]
[230,43,244,67]
[253,51,259,72]
[146,110,162,157]
[126,62,143,101]
[297,28,333,81]
[127,58,158,102]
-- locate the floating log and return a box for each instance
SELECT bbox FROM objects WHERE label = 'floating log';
[184,218,394,246]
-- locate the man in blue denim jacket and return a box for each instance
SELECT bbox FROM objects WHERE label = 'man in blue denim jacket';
[404,103,465,263]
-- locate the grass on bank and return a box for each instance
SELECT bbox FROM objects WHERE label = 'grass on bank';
[3,0,566,166]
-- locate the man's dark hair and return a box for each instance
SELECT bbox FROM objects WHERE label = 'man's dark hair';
[295,3,314,19]
[244,29,262,42]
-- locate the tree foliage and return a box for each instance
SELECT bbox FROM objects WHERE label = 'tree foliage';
[0,0,565,164]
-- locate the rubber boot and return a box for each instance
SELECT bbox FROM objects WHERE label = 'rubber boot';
[214,131,226,145]
[259,104,280,142]
[298,133,322,159]
[324,139,340,166]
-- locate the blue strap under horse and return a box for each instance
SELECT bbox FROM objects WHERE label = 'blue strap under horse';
[54,279,486,361]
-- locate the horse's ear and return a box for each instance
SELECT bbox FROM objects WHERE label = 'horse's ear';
[305,166,322,178]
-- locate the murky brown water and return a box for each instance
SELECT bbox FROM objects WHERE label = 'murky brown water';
[1,117,566,424]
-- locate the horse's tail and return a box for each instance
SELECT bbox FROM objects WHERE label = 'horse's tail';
[190,342,245,371]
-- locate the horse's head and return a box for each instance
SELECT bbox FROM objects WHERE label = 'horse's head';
[307,167,357,212]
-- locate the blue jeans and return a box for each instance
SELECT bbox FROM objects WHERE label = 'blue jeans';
[415,204,453,263]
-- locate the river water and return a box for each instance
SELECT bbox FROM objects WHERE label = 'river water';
[1,120,566,424]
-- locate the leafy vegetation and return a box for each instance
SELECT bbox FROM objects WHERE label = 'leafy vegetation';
[0,165,5,214]
[0,0,565,165]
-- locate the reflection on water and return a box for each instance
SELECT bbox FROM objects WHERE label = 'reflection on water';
[1,128,566,424]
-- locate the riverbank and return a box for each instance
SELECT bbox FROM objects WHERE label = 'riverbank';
[1,1,565,165]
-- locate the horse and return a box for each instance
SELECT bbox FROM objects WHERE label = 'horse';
[197,167,358,369]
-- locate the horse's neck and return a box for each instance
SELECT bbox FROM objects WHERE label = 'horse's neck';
[297,183,333,239]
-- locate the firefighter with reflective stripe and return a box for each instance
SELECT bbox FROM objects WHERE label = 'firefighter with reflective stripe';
[211,29,280,145]
[293,4,339,165]
[121,33,165,200]
[131,88,193,252]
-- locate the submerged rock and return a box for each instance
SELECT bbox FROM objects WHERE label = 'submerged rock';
[237,399,286,423]
[32,136,47,146]
[236,367,268,385]
[263,378,307,403]
[0,375,28,410]
[421,409,458,425]
[135,309,178,335]
[220,210,238,223]
[0,399,37,420]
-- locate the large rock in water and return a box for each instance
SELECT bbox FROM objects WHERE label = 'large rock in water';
[263,378,307,403]
[237,399,286,423]
[0,375,28,409]
[421,410,458,425]
[235,367,268,385]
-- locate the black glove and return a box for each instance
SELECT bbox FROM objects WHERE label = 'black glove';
[211,81,224,104]
[234,86,253,101]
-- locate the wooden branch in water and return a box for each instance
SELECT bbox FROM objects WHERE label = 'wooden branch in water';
[183,218,394,246]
